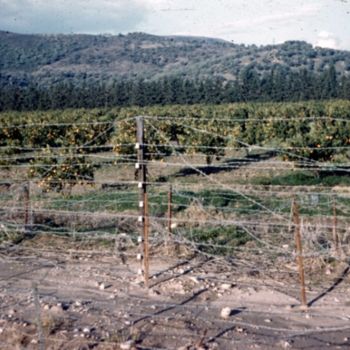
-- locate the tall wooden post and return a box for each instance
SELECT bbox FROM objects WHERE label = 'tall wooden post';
[136,117,149,287]
[24,181,31,234]
[168,185,173,243]
[292,199,307,309]
[333,198,340,257]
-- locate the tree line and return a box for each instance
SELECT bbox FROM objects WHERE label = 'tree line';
[0,65,349,111]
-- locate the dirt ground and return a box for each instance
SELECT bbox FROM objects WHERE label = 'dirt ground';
[1,236,350,350]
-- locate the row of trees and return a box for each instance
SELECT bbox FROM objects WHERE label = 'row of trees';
[1,100,349,191]
[1,66,349,111]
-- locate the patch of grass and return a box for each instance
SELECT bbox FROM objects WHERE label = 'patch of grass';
[48,190,139,212]
[0,228,25,245]
[252,170,350,187]
[186,226,251,255]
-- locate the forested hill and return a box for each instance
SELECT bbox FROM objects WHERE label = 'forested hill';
[1,30,350,86]
[1,31,350,110]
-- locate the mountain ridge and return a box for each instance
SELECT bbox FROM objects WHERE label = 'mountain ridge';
[1,30,350,87]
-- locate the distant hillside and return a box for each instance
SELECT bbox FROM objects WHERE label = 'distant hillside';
[1,31,350,87]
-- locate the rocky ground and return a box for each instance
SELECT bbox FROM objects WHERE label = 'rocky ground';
[1,236,350,350]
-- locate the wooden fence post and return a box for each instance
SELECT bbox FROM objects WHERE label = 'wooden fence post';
[292,199,308,309]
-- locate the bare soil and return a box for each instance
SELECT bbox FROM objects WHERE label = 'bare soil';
[1,236,350,350]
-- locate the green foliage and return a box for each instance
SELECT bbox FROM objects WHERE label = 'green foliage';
[253,170,350,187]
[0,109,115,191]
[1,100,350,191]
[186,226,251,255]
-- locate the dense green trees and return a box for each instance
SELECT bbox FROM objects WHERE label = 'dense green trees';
[0,65,349,111]
[1,100,349,191]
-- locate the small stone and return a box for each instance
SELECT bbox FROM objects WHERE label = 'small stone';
[8,309,16,315]
[31,339,38,344]
[83,327,90,334]
[50,305,64,314]
[220,307,232,319]
[281,341,291,348]
[75,301,82,307]
[189,277,200,284]
[99,283,105,290]
[344,337,348,342]
[264,319,272,323]
[220,283,232,290]
[120,340,135,350]
[0,328,3,334]
[43,304,50,310]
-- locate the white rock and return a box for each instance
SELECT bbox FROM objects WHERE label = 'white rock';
[83,327,90,334]
[120,340,134,350]
[220,283,232,290]
[99,283,106,290]
[50,305,64,314]
[264,319,272,323]
[0,328,3,334]
[220,307,232,319]
[189,276,200,284]
[281,341,291,348]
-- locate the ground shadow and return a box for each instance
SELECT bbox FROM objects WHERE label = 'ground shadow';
[162,150,276,180]
[307,263,350,307]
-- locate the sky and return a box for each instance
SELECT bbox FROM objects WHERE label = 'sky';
[0,0,350,50]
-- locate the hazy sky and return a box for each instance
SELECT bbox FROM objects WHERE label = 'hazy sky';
[1,0,349,50]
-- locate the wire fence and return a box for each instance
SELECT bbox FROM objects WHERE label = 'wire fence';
[1,115,350,349]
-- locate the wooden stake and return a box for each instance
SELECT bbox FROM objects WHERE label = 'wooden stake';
[144,192,150,288]
[24,181,31,234]
[136,116,149,287]
[292,199,308,309]
[167,184,173,247]
[333,198,340,257]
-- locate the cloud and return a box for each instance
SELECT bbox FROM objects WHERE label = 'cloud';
[315,31,340,49]
[213,3,322,36]
[0,0,151,34]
